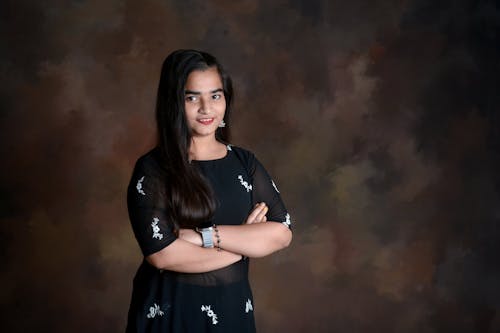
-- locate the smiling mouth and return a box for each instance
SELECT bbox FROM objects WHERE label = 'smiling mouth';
[197,118,214,125]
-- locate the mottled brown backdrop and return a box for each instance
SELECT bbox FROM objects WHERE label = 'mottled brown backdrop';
[1,0,499,332]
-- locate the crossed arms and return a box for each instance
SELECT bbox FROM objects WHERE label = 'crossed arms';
[146,203,292,273]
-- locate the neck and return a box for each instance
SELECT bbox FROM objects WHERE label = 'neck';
[189,135,221,160]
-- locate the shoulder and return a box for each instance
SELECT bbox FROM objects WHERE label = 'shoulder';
[227,144,260,174]
[130,146,165,179]
[227,144,255,158]
[127,147,168,197]
[227,144,257,163]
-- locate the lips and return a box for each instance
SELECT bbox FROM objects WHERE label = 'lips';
[197,118,214,125]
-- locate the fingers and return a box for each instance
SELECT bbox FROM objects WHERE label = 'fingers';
[255,204,268,222]
[246,202,268,224]
[246,203,264,224]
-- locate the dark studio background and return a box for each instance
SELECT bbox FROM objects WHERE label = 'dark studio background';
[1,0,499,332]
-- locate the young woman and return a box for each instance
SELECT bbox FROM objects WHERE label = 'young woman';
[125,49,292,332]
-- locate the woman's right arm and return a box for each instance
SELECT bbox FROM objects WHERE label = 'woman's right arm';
[146,239,242,273]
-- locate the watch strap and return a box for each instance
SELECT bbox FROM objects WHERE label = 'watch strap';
[197,227,214,248]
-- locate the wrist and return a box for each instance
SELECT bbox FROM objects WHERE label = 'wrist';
[213,224,221,251]
[196,226,214,248]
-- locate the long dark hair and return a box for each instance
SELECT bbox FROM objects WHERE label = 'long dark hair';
[155,49,233,231]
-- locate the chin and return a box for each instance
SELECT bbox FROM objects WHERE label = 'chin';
[192,130,217,137]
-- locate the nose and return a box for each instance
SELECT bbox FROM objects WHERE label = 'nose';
[198,97,210,114]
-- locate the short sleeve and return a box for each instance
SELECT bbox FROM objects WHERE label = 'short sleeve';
[127,154,177,256]
[249,153,292,230]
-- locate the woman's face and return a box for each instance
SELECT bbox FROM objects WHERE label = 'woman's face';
[184,67,226,139]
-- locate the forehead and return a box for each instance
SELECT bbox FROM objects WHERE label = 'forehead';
[185,67,223,91]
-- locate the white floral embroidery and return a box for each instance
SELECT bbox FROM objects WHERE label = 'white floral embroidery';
[271,180,280,193]
[147,303,164,318]
[226,144,232,151]
[151,217,163,240]
[282,213,291,228]
[245,299,253,313]
[136,176,146,195]
[238,175,253,192]
[201,305,218,325]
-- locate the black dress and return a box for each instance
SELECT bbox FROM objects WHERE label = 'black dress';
[125,144,292,332]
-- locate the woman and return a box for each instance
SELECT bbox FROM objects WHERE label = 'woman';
[126,49,292,332]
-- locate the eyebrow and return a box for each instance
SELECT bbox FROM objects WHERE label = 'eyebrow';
[184,88,223,95]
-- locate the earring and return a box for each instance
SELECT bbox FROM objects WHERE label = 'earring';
[218,120,226,128]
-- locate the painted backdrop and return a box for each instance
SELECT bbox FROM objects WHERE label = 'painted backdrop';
[1,0,499,332]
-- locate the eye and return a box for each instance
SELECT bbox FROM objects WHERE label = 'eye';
[212,94,222,100]
[185,95,198,102]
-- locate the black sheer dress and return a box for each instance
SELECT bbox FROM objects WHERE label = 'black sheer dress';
[125,144,292,332]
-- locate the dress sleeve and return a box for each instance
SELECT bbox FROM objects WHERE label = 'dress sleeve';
[249,153,292,230]
[127,155,177,256]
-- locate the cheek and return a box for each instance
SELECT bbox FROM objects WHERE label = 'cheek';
[184,105,196,121]
[184,102,196,113]
[219,100,227,113]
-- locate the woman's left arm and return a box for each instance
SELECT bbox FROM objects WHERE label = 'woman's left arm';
[180,214,291,258]
[216,221,292,257]
[180,202,291,258]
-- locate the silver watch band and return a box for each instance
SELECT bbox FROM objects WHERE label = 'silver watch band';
[197,227,214,248]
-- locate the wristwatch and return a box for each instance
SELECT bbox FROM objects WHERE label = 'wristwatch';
[196,226,214,248]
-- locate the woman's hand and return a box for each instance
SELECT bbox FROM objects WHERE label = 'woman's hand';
[178,228,202,246]
[245,202,268,224]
